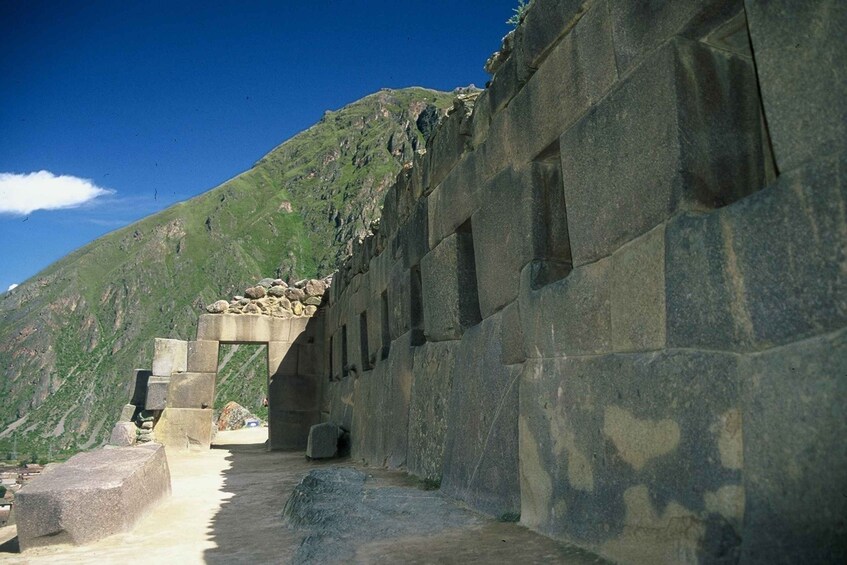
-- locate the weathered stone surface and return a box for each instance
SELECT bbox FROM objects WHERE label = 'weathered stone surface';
[270,371,319,412]
[268,285,287,297]
[306,422,341,459]
[16,444,170,551]
[156,408,213,451]
[441,315,520,517]
[108,422,136,447]
[118,403,136,423]
[244,285,266,299]
[351,332,414,469]
[473,163,570,318]
[304,279,326,297]
[666,155,847,351]
[498,301,525,366]
[609,0,740,74]
[152,338,188,377]
[745,0,847,171]
[196,314,291,342]
[187,340,219,373]
[740,328,847,564]
[560,37,765,266]
[421,231,480,342]
[217,401,258,431]
[167,372,216,409]
[610,225,666,352]
[205,300,229,313]
[407,340,459,482]
[520,350,742,563]
[519,258,611,358]
[520,0,590,70]
[268,409,320,451]
[427,101,469,190]
[145,376,170,410]
[482,0,617,183]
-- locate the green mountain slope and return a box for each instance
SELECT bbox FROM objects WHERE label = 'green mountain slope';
[0,87,455,461]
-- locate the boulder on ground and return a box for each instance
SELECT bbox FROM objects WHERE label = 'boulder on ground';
[217,401,260,431]
[15,444,171,551]
[306,422,342,459]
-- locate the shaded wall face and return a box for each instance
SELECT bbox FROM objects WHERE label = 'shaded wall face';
[320,0,846,563]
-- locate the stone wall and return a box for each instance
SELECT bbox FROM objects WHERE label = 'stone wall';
[319,1,846,563]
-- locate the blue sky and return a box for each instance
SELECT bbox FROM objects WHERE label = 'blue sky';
[0,0,519,292]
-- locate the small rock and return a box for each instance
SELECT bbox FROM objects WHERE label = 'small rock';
[293,279,307,289]
[303,296,322,306]
[268,285,288,297]
[244,303,261,314]
[304,305,318,316]
[245,286,266,299]
[305,279,327,297]
[272,279,287,287]
[270,307,293,319]
[292,302,304,316]
[277,296,292,310]
[258,278,275,288]
[233,295,244,301]
[206,300,229,314]
[286,288,306,301]
[238,298,251,306]
[141,421,153,430]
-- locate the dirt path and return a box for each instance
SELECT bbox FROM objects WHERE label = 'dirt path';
[0,429,606,564]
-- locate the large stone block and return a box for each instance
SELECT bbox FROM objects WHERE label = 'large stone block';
[421,231,481,342]
[745,0,847,172]
[156,408,213,451]
[306,422,341,459]
[145,376,170,410]
[610,224,666,352]
[441,315,521,517]
[666,155,847,351]
[15,444,171,551]
[520,0,591,70]
[167,372,216,409]
[387,261,413,341]
[520,350,742,563]
[187,340,219,373]
[427,104,468,190]
[268,341,297,377]
[152,338,187,377]
[196,313,290,343]
[519,258,611,358]
[351,332,414,469]
[269,373,319,412]
[109,422,136,447]
[473,163,570,318]
[407,340,460,482]
[608,0,741,74]
[118,403,136,423]
[560,37,765,266]
[483,0,617,181]
[268,409,320,451]
[427,148,485,249]
[740,328,847,563]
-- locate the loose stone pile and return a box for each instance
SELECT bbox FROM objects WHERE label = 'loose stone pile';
[205,276,332,318]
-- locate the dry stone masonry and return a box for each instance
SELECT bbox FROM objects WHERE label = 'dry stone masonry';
[316,1,846,564]
[205,276,331,318]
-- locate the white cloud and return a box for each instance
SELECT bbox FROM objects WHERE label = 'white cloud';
[0,171,114,215]
[6,284,18,292]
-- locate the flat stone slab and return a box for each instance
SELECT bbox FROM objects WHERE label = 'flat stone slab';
[15,443,171,551]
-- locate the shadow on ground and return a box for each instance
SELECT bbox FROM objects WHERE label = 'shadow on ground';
[203,436,608,564]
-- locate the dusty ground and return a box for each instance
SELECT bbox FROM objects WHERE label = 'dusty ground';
[0,428,606,564]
